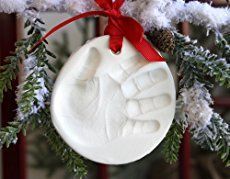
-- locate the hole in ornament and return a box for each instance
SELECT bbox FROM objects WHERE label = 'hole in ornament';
[110,49,121,55]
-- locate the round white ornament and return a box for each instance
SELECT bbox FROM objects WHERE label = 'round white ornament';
[51,36,176,164]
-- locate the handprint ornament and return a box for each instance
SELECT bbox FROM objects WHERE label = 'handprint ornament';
[51,36,176,164]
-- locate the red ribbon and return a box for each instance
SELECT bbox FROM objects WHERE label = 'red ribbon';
[32,0,164,62]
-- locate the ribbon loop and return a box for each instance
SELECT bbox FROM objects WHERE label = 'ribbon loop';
[32,0,164,62]
[95,0,113,9]
[113,0,125,9]
[96,0,124,10]
[97,0,126,53]
[105,18,123,52]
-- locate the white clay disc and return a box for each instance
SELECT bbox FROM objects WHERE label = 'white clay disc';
[51,36,176,164]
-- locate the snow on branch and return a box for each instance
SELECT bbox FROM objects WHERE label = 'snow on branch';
[0,0,27,13]
[0,0,229,31]
[122,0,230,30]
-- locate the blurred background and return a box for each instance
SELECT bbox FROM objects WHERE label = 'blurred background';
[0,0,229,179]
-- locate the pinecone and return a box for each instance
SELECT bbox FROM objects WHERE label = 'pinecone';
[148,29,175,55]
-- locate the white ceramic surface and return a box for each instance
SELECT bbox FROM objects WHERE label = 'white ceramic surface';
[51,36,176,164]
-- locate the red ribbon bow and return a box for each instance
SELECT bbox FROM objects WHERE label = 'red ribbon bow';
[33,0,164,62]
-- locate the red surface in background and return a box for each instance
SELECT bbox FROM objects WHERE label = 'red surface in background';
[0,14,26,179]
[179,130,191,179]
[178,21,191,179]
[98,164,108,179]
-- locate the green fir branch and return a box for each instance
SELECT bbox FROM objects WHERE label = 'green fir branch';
[0,39,27,102]
[162,121,184,164]
[0,121,25,148]
[43,120,87,178]
[0,56,18,102]
[173,31,230,166]
[0,13,87,178]
[210,115,230,166]
[162,99,186,164]
[0,14,51,146]
[15,16,54,124]
[33,108,88,178]
[17,42,52,120]
[192,114,230,167]
[0,16,47,103]
[215,32,230,60]
[0,19,44,149]
[174,32,230,88]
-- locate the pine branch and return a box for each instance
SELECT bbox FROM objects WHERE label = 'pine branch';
[1,108,87,177]
[35,109,87,178]
[172,31,230,166]
[176,81,229,166]
[17,41,52,120]
[43,121,87,178]
[0,57,18,102]
[16,11,56,122]
[0,39,27,102]
[0,121,25,148]
[162,121,184,164]
[215,32,230,61]
[174,32,230,88]
[0,20,40,148]
[162,98,187,164]
[0,11,52,146]
[210,115,230,166]
[192,113,230,167]
[0,13,87,178]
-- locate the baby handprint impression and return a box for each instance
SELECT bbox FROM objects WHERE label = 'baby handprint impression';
[51,36,176,164]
